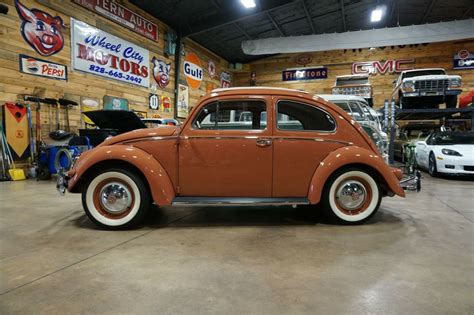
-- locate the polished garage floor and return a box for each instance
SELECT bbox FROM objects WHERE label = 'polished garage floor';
[0,174,473,314]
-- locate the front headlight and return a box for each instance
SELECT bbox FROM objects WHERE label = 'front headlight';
[402,81,414,92]
[448,78,461,89]
[442,148,462,156]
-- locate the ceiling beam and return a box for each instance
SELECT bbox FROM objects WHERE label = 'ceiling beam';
[266,12,285,36]
[340,0,347,32]
[234,23,252,40]
[183,0,295,37]
[421,0,437,23]
[301,0,316,34]
[462,4,474,18]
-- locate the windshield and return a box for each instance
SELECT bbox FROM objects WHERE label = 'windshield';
[432,132,474,145]
[402,70,445,79]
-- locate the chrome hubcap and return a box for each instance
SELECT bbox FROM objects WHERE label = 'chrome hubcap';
[336,180,367,211]
[99,182,132,214]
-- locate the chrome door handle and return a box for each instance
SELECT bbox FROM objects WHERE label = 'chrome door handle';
[256,139,272,147]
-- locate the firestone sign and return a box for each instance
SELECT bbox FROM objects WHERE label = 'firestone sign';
[73,0,158,41]
[71,18,150,88]
[352,59,414,75]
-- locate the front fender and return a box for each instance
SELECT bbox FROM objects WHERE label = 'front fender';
[67,145,175,206]
[307,146,405,204]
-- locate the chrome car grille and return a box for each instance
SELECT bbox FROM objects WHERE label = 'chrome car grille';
[414,79,449,92]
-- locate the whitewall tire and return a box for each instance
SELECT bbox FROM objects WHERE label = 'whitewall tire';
[82,169,149,229]
[322,169,381,224]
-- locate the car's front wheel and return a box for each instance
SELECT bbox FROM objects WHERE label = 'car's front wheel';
[428,152,438,177]
[82,168,150,229]
[322,168,382,224]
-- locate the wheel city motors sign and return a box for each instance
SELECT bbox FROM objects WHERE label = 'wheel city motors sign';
[352,59,415,75]
[71,18,150,88]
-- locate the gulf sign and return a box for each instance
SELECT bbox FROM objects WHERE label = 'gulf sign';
[184,53,203,89]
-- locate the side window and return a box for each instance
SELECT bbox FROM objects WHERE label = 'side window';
[277,100,336,132]
[333,102,351,114]
[193,100,266,130]
[348,102,365,121]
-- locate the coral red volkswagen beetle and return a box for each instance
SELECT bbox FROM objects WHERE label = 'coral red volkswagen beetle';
[58,87,407,229]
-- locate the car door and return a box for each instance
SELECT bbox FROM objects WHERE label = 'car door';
[178,96,273,197]
[272,97,341,197]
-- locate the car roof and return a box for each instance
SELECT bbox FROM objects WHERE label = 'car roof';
[211,87,310,96]
[317,94,367,102]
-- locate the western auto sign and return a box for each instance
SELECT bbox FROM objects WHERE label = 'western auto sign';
[352,59,414,75]
[220,71,232,88]
[453,49,474,70]
[71,18,150,88]
[15,0,65,56]
[73,0,158,41]
[282,67,327,81]
[19,54,67,80]
[184,53,203,89]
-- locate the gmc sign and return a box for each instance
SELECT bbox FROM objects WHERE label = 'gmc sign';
[352,59,415,75]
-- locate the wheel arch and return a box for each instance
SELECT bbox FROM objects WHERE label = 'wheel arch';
[307,146,405,204]
[68,145,175,206]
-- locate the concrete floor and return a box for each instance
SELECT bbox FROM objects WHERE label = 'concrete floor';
[0,173,473,314]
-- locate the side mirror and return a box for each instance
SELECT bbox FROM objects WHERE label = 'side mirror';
[417,141,426,146]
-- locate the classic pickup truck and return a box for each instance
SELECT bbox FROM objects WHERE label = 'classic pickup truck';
[58,87,408,229]
[392,68,462,109]
[332,75,374,107]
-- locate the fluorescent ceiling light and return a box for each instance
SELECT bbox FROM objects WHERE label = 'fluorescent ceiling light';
[371,8,383,22]
[241,0,256,9]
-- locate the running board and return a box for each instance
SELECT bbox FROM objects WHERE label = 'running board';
[172,197,310,206]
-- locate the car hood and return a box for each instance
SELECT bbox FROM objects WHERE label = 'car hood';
[83,110,146,134]
[433,144,474,155]
[100,126,179,146]
[403,74,461,81]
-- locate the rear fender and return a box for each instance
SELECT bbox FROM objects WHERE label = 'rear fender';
[308,146,405,204]
[67,145,175,206]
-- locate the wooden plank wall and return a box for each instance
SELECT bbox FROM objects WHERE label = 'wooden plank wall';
[234,40,474,108]
[0,0,229,150]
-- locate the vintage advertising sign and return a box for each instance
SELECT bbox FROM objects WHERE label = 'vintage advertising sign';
[295,53,312,66]
[220,71,232,88]
[208,60,216,78]
[151,57,171,88]
[352,59,414,75]
[177,84,190,118]
[71,19,150,88]
[282,67,327,81]
[16,0,65,57]
[103,96,129,110]
[73,0,158,41]
[149,94,160,110]
[453,49,474,70]
[183,53,203,89]
[19,54,67,80]
[162,96,172,113]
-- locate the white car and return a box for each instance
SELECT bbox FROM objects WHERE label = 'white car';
[416,131,474,176]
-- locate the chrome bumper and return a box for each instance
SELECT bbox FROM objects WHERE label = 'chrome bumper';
[400,170,421,192]
[56,168,68,195]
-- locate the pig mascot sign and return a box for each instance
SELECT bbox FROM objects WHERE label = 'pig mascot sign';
[152,57,171,88]
[15,0,65,56]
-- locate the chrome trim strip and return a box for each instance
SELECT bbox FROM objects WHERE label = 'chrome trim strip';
[180,135,350,145]
[122,136,179,144]
[172,197,310,206]
[272,137,350,145]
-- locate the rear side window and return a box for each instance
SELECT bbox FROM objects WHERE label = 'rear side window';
[277,100,336,131]
[193,100,266,130]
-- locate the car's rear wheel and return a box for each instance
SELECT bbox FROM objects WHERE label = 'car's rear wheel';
[82,168,149,229]
[322,168,381,224]
[428,152,438,177]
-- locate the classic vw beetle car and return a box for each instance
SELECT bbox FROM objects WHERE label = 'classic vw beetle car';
[58,87,406,229]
